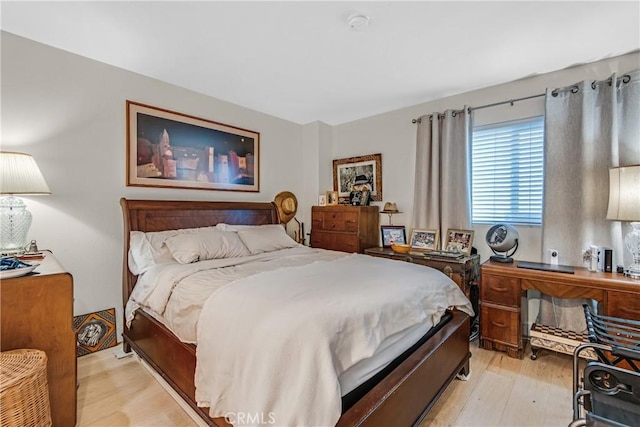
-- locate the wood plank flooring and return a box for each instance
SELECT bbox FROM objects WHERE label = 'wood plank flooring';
[77,342,575,426]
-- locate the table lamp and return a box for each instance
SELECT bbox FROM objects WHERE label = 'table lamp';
[606,165,640,278]
[0,152,51,254]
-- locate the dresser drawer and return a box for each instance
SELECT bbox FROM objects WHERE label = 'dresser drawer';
[310,231,359,253]
[481,274,520,306]
[322,212,358,232]
[607,291,640,321]
[481,304,519,347]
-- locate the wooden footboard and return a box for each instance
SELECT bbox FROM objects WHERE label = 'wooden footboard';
[338,310,470,426]
[124,310,470,427]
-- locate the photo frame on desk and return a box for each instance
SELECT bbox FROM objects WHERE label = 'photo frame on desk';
[326,191,338,206]
[381,226,406,248]
[444,229,474,255]
[410,228,439,252]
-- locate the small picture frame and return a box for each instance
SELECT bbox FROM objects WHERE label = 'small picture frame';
[410,229,439,252]
[444,229,475,255]
[318,195,327,206]
[380,225,406,248]
[326,190,338,206]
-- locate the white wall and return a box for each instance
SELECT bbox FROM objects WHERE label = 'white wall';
[331,52,640,264]
[3,30,638,340]
[1,32,304,338]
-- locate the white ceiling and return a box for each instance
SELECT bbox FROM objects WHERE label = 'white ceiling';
[2,1,639,125]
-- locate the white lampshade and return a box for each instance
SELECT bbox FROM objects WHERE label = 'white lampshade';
[0,152,50,253]
[0,152,51,195]
[607,165,640,278]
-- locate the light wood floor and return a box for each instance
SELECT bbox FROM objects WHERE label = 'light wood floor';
[77,342,575,426]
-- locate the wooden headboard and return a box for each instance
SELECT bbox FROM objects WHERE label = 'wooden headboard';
[119,198,280,308]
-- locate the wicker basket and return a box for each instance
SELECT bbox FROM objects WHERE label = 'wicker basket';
[0,349,52,427]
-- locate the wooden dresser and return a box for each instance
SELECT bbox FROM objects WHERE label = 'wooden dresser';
[480,260,640,359]
[310,205,379,253]
[1,252,76,427]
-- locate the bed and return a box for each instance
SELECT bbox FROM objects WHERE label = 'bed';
[120,198,473,426]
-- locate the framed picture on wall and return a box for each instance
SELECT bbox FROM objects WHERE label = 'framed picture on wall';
[380,226,406,248]
[332,153,383,201]
[126,101,260,192]
[444,229,474,255]
[410,229,439,252]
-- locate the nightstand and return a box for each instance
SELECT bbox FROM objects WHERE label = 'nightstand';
[1,251,76,427]
[364,247,480,339]
[364,247,479,296]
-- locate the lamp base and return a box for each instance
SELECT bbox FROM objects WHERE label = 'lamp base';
[0,196,32,254]
[623,222,640,280]
[624,269,640,279]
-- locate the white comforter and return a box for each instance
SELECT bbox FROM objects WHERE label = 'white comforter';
[192,251,473,427]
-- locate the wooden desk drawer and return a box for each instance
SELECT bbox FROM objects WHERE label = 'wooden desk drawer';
[481,274,520,306]
[607,291,640,321]
[481,304,519,347]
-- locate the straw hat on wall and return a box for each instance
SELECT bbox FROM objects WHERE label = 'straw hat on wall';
[274,191,298,224]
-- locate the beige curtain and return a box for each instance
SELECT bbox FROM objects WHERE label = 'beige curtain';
[538,70,640,332]
[411,109,472,245]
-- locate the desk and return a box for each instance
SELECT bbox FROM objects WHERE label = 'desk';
[480,260,640,359]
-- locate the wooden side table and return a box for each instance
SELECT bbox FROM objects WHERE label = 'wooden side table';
[364,247,480,339]
[1,251,76,427]
[364,247,479,295]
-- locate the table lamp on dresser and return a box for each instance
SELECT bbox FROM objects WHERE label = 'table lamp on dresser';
[606,165,640,279]
[0,151,50,254]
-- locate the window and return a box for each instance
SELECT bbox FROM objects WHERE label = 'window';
[471,116,544,225]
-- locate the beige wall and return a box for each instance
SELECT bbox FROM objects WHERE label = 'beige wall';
[2,30,638,337]
[330,52,640,264]
[1,32,303,338]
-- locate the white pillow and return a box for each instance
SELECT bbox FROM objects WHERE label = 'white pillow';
[128,226,218,274]
[236,224,299,255]
[216,223,261,232]
[164,230,250,264]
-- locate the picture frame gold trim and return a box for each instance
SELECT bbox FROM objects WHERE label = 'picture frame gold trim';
[74,308,117,357]
[332,153,382,201]
[444,228,475,255]
[410,228,440,252]
[126,100,259,192]
[326,190,339,206]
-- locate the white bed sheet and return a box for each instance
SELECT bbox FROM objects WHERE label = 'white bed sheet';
[125,246,472,404]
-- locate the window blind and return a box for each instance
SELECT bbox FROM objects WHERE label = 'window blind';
[471,116,544,225]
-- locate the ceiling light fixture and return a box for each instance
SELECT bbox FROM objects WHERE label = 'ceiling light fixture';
[348,14,369,31]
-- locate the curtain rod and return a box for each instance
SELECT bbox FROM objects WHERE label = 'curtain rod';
[411,93,544,124]
[411,73,633,124]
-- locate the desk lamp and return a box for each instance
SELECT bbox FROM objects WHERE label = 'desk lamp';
[606,166,640,278]
[0,152,51,253]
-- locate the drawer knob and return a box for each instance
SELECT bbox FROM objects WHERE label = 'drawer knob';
[491,321,508,328]
[490,285,508,292]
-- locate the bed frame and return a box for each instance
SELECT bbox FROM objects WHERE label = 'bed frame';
[120,198,471,426]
